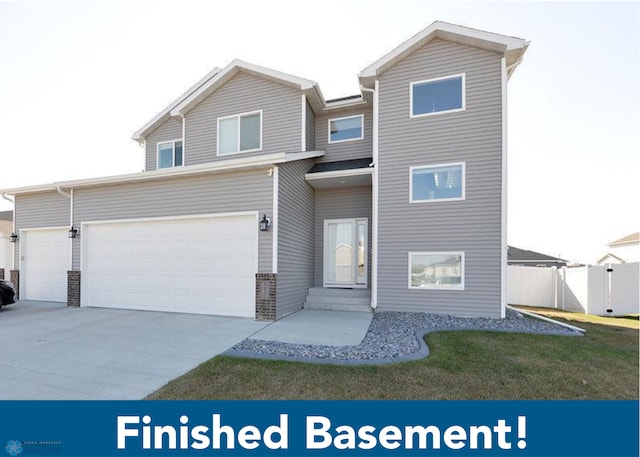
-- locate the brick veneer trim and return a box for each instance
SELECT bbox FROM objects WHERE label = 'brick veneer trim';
[67,271,81,307]
[255,273,276,321]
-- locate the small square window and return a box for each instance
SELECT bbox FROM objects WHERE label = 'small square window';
[217,111,262,155]
[411,74,465,117]
[328,114,364,144]
[409,252,464,290]
[157,140,183,169]
[410,163,465,203]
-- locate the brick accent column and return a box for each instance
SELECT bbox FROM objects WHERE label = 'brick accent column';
[9,270,19,300]
[0,268,4,280]
[67,271,81,307]
[255,273,276,321]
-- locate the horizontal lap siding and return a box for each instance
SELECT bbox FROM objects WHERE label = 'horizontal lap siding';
[314,186,372,286]
[145,117,182,171]
[14,192,70,269]
[316,107,373,163]
[305,102,315,151]
[72,169,273,272]
[276,159,315,317]
[377,39,503,318]
[186,72,302,165]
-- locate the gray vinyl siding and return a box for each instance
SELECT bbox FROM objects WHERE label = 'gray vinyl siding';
[314,186,372,286]
[145,117,182,171]
[276,159,315,317]
[14,192,70,269]
[71,169,273,272]
[185,72,302,165]
[316,107,373,163]
[377,39,504,318]
[305,101,315,151]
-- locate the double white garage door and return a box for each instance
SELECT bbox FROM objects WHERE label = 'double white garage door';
[23,214,258,317]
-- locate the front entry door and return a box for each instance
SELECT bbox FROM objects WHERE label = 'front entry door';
[323,218,367,288]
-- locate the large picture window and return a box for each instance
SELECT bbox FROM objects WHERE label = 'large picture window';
[217,111,262,155]
[409,252,465,290]
[157,140,183,169]
[328,114,364,144]
[410,74,465,117]
[410,162,465,203]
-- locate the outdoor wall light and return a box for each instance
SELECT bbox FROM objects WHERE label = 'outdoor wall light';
[68,226,79,239]
[9,232,18,243]
[259,214,270,232]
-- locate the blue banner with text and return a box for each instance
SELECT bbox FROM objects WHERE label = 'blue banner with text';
[1,401,638,456]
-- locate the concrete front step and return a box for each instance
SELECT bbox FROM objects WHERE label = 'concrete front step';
[303,287,372,312]
[306,287,371,298]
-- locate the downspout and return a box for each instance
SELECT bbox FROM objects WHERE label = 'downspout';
[360,84,378,310]
[56,186,74,273]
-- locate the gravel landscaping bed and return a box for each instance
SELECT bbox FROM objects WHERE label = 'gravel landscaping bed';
[225,308,582,365]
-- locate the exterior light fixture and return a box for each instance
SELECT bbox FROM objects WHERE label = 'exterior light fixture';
[68,226,79,239]
[9,232,18,243]
[259,214,270,232]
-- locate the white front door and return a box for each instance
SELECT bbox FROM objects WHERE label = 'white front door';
[323,218,367,288]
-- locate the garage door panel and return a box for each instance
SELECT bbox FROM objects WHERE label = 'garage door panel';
[84,214,257,317]
[23,229,69,302]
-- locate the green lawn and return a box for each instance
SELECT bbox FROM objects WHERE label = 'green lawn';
[147,308,639,400]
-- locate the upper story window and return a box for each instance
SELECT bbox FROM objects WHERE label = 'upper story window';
[157,140,183,169]
[410,162,465,203]
[410,74,465,118]
[328,114,364,144]
[217,110,262,155]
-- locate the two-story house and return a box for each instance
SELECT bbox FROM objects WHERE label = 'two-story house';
[1,21,528,319]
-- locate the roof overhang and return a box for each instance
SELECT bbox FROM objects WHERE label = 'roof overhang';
[131,66,222,144]
[171,59,318,117]
[359,21,529,86]
[1,150,325,196]
[305,158,373,189]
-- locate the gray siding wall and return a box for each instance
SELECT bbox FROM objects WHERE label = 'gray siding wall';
[14,192,70,270]
[72,169,273,272]
[145,117,183,171]
[377,39,504,318]
[314,186,372,286]
[276,159,315,317]
[305,101,315,151]
[316,106,373,163]
[185,72,302,165]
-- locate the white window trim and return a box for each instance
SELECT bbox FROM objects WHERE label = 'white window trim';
[327,114,364,144]
[409,161,466,203]
[408,251,465,290]
[409,73,466,119]
[156,139,184,169]
[216,110,263,156]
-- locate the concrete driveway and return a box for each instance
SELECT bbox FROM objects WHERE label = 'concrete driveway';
[0,301,268,400]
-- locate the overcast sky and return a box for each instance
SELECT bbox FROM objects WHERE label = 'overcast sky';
[0,1,638,264]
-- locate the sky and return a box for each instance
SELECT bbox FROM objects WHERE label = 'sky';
[0,1,638,264]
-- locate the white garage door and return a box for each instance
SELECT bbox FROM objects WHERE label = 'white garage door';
[83,213,258,317]
[22,228,70,302]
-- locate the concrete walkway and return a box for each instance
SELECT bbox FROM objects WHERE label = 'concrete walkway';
[250,309,373,346]
[0,301,268,399]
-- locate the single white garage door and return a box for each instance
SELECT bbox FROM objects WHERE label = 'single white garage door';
[22,228,70,302]
[82,213,258,317]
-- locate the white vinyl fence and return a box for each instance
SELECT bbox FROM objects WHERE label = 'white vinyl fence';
[507,263,640,316]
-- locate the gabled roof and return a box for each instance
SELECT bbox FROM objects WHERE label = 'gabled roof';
[132,66,222,143]
[507,246,568,265]
[359,21,529,86]
[608,232,640,247]
[170,59,320,118]
[596,253,627,265]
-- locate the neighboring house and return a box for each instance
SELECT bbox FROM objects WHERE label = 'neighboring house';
[596,232,640,265]
[0,211,13,279]
[0,21,529,319]
[507,246,568,268]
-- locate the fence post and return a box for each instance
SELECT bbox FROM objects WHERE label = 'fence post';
[561,266,566,310]
[552,266,558,309]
